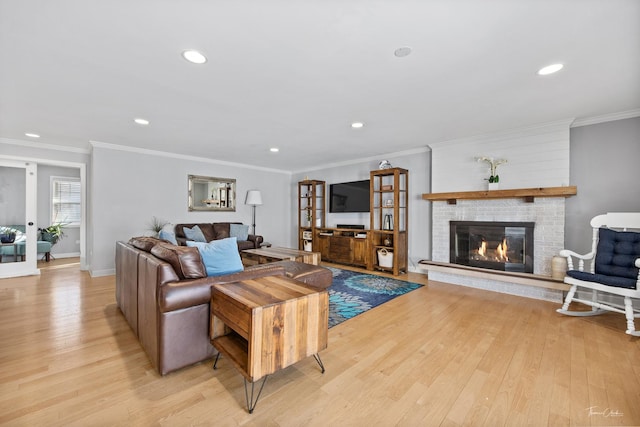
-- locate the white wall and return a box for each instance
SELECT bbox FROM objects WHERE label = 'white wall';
[429,120,571,192]
[292,148,432,271]
[89,143,291,275]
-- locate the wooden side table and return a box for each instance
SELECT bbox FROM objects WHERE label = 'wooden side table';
[210,275,328,413]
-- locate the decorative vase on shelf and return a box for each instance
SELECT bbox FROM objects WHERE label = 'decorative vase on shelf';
[383,214,393,230]
[488,182,499,191]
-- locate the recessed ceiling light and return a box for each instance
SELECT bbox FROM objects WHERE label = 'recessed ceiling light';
[182,49,207,64]
[134,118,150,125]
[394,46,412,58]
[351,122,364,129]
[270,147,279,152]
[25,133,40,138]
[537,63,564,76]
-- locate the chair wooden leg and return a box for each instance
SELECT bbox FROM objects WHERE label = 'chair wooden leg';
[558,285,577,312]
[557,285,607,317]
[624,297,640,337]
[45,252,50,262]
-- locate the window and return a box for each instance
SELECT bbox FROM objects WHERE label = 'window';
[51,177,81,226]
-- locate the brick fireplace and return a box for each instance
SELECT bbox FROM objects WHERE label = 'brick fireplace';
[427,197,567,301]
[424,119,573,301]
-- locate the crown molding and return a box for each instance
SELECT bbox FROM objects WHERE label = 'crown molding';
[0,137,90,154]
[89,140,291,175]
[293,146,430,174]
[570,108,640,128]
[428,119,573,150]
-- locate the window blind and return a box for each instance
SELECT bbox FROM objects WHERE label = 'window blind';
[52,178,81,225]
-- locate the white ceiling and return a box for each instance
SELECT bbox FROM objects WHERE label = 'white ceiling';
[1,0,639,172]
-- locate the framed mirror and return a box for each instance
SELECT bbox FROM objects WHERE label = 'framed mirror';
[188,175,236,211]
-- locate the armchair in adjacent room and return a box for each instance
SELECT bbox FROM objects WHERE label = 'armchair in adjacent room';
[0,225,52,262]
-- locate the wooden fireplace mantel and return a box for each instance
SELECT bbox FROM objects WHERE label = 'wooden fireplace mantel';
[421,186,577,205]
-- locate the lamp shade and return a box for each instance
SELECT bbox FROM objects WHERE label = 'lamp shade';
[245,190,263,206]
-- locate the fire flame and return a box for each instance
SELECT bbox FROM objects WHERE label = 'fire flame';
[475,238,509,262]
[478,241,487,257]
[496,238,509,262]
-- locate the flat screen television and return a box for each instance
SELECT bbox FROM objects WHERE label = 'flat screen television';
[329,180,370,213]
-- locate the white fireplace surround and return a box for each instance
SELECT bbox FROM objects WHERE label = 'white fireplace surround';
[432,198,564,276]
[426,120,572,302]
[428,198,566,301]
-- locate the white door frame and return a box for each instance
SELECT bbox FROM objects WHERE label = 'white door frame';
[0,155,87,273]
[0,159,39,278]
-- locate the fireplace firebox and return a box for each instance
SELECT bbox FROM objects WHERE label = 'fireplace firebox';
[450,221,534,273]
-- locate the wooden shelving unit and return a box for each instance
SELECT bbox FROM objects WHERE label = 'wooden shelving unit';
[421,186,577,204]
[298,180,325,252]
[370,168,408,275]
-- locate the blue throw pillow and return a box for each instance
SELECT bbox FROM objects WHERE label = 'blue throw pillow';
[159,229,178,245]
[183,225,207,242]
[186,237,244,276]
[229,224,249,241]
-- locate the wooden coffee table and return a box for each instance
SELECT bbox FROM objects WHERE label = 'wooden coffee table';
[210,275,328,413]
[241,246,321,266]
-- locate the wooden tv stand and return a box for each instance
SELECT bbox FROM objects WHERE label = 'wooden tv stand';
[315,227,372,269]
[299,167,409,276]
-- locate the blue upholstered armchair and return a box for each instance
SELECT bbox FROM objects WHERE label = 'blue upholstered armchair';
[0,225,52,262]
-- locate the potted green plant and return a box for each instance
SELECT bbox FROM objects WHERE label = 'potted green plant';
[39,223,68,245]
[148,216,168,237]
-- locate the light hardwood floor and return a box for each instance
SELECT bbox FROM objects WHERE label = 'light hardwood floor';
[1,259,639,426]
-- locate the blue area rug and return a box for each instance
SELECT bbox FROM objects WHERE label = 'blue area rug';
[328,267,423,328]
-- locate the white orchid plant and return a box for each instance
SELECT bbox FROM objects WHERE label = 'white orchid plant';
[476,156,507,183]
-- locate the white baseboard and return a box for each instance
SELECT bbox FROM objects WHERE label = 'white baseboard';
[90,268,115,277]
[50,252,81,259]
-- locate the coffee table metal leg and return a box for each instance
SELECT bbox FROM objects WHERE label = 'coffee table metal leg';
[313,353,325,373]
[244,376,268,414]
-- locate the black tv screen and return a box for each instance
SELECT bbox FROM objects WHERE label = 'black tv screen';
[329,180,370,213]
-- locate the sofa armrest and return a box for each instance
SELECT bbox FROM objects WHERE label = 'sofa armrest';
[159,263,285,312]
[247,234,263,248]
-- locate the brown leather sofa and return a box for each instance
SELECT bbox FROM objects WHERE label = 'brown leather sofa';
[115,237,332,375]
[174,222,262,250]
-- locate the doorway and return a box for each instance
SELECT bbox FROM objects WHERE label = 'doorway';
[0,157,86,277]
